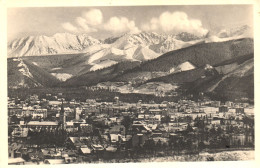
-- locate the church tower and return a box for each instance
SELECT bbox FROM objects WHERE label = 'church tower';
[59,99,66,129]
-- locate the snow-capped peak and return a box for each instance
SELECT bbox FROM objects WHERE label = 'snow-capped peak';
[8,33,101,57]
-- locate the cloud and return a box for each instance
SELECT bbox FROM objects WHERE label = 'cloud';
[141,11,208,36]
[76,17,97,32]
[62,8,140,35]
[61,9,102,33]
[61,22,78,32]
[82,9,103,26]
[104,17,140,34]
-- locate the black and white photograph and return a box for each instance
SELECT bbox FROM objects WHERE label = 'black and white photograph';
[1,0,259,166]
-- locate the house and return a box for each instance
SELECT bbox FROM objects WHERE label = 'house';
[8,107,23,116]
[132,122,151,133]
[11,127,28,138]
[65,122,78,132]
[91,144,104,153]
[109,125,126,136]
[225,101,234,107]
[149,109,163,115]
[105,146,117,152]
[219,106,228,113]
[236,108,245,114]
[8,157,25,165]
[32,109,48,119]
[68,137,90,149]
[79,124,92,133]
[110,134,123,144]
[80,147,92,155]
[21,121,58,130]
[44,159,65,164]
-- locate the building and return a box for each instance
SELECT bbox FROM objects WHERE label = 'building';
[32,109,47,119]
[20,121,58,130]
[8,107,22,116]
[219,106,228,113]
[236,108,245,114]
[59,100,66,129]
[8,157,25,165]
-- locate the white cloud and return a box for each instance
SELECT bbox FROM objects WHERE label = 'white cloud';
[61,22,78,32]
[76,17,97,33]
[141,11,208,36]
[61,9,102,33]
[104,17,140,34]
[82,9,103,26]
[61,8,140,35]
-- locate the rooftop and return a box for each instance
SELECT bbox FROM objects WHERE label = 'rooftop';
[25,121,58,126]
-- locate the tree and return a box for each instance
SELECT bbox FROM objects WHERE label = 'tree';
[219,136,229,148]
[217,126,222,136]
[161,115,171,124]
[186,124,193,132]
[10,115,20,124]
[24,115,32,123]
[121,116,133,133]
[198,141,205,151]
[209,126,216,137]
[185,138,193,151]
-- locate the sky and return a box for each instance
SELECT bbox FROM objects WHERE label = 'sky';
[7,5,253,41]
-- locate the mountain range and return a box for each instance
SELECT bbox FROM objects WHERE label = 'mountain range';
[7,25,254,101]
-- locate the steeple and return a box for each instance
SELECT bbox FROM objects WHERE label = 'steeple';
[59,98,66,129]
[60,99,64,115]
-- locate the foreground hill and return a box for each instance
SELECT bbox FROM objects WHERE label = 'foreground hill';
[8,58,61,88]
[148,53,254,101]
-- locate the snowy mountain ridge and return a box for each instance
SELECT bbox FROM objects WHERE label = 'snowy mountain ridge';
[8,31,203,58]
[8,33,102,57]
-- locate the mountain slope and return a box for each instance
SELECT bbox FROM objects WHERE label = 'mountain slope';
[113,38,253,77]
[63,61,141,87]
[8,33,101,57]
[8,58,61,88]
[148,53,254,100]
[62,38,253,91]
[217,25,253,38]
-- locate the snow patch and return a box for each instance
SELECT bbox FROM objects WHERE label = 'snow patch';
[90,60,118,71]
[17,60,33,78]
[17,62,23,67]
[133,46,160,61]
[32,62,38,66]
[204,64,213,70]
[12,58,19,61]
[178,61,196,71]
[205,35,248,43]
[51,73,72,81]
[51,67,62,71]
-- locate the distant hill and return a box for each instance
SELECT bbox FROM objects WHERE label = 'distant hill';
[63,61,141,87]
[132,38,253,72]
[112,38,253,82]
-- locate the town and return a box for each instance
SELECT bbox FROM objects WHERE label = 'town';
[8,92,254,164]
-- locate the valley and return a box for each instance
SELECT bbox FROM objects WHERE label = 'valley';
[7,27,254,103]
